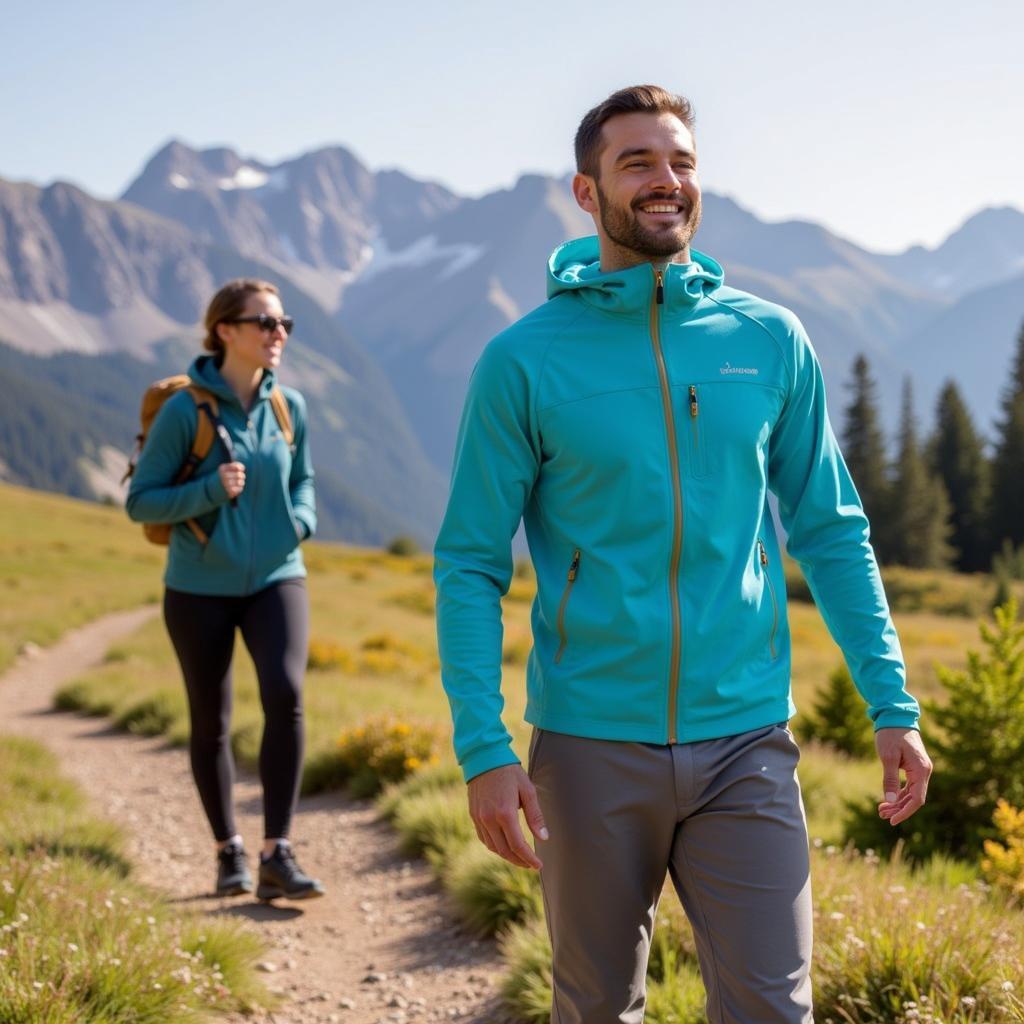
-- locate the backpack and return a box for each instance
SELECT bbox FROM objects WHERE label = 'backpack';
[123,374,294,546]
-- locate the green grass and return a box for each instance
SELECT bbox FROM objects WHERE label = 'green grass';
[0,484,164,672]
[442,842,544,937]
[390,786,476,859]
[0,735,271,1023]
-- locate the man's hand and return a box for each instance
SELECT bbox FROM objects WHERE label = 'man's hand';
[876,728,933,826]
[467,763,549,870]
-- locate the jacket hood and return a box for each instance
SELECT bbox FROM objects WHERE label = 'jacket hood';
[188,355,278,407]
[547,235,724,315]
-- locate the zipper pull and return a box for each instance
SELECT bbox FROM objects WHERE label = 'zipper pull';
[655,270,664,305]
[568,549,581,581]
[759,541,768,567]
[689,385,699,418]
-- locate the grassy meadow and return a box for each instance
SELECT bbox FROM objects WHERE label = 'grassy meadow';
[4,482,1024,1022]
[0,484,163,671]
[0,735,271,1022]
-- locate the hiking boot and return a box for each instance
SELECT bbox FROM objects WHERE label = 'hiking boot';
[215,839,253,897]
[257,841,325,901]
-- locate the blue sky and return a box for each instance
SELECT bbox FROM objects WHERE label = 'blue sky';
[3,0,1021,252]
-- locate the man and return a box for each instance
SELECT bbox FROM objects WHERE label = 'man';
[433,85,932,1023]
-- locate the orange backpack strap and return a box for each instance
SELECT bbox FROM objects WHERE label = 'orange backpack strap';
[175,387,219,484]
[171,387,220,545]
[269,387,294,446]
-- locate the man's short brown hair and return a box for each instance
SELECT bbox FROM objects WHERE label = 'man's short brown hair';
[575,85,696,178]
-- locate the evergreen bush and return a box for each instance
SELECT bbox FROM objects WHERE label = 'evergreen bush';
[844,600,1024,860]
[796,663,875,758]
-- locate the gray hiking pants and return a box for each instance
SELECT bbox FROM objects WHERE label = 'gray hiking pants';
[528,724,813,1023]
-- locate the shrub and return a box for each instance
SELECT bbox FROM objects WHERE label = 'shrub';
[304,717,440,797]
[983,800,1024,900]
[993,540,1024,581]
[358,649,402,675]
[335,717,440,798]
[377,761,462,820]
[499,917,554,1024]
[307,638,356,672]
[443,842,543,937]
[387,586,435,615]
[391,787,475,858]
[386,535,420,557]
[796,663,875,758]
[994,571,1015,615]
[53,680,116,716]
[115,690,185,737]
[844,600,1024,860]
[354,633,433,677]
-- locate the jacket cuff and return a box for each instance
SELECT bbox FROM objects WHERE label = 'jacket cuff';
[294,509,315,540]
[204,473,230,505]
[461,742,520,783]
[873,712,920,731]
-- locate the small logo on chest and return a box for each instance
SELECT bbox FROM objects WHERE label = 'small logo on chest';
[720,362,759,376]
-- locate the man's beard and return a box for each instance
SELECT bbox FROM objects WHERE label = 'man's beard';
[596,182,702,260]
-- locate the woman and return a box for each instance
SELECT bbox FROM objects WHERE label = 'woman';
[127,278,323,901]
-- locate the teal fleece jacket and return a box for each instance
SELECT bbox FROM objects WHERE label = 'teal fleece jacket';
[434,237,919,783]
[126,356,315,596]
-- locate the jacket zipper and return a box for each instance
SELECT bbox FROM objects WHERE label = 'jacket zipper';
[246,412,259,593]
[553,548,581,664]
[651,269,683,743]
[688,385,701,472]
[758,539,779,659]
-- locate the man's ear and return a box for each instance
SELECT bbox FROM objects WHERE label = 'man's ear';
[572,172,599,216]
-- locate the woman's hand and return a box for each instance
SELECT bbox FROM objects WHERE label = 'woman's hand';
[218,461,246,499]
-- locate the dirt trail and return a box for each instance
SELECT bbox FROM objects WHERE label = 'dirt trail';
[0,608,506,1023]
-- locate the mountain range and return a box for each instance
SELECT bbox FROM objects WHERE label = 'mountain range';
[1,140,1022,543]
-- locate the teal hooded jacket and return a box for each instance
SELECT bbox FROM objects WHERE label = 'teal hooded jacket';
[434,237,919,783]
[126,355,315,596]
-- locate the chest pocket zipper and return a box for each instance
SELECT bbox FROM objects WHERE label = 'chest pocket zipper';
[758,539,779,660]
[554,549,581,664]
[688,385,708,477]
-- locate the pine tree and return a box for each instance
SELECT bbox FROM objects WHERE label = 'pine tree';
[842,355,892,561]
[930,380,991,572]
[890,378,953,568]
[796,662,874,758]
[991,320,1024,553]
[844,599,1024,859]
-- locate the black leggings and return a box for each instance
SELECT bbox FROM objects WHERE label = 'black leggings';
[163,579,309,842]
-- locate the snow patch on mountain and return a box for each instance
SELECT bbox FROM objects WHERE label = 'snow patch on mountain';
[218,166,270,191]
[360,234,484,282]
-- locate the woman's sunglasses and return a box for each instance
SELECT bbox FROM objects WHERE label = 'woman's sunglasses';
[223,313,295,335]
